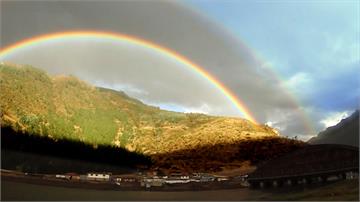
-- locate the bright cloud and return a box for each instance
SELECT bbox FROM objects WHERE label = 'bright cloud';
[183,103,211,114]
[147,102,213,115]
[94,81,149,97]
[320,111,350,128]
[322,33,360,68]
[285,72,312,92]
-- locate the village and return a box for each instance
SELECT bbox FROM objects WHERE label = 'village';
[2,164,358,192]
[50,168,359,190]
[52,170,250,189]
[3,144,358,191]
[1,169,250,190]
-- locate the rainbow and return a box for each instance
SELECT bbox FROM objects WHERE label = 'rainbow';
[0,30,258,123]
[185,6,315,136]
[244,46,316,135]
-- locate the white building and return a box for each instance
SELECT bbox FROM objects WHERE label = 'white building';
[87,173,111,181]
[55,174,66,179]
[165,179,191,184]
[346,171,359,179]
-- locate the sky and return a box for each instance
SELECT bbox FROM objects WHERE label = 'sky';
[1,0,359,140]
[187,0,359,135]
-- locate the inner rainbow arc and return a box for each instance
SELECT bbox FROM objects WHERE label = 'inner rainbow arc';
[0,30,258,124]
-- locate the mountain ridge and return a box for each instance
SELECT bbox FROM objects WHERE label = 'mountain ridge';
[0,63,280,156]
[308,110,359,147]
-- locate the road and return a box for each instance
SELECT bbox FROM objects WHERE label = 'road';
[2,179,358,201]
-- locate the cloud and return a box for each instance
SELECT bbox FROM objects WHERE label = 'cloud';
[183,103,211,114]
[2,39,237,116]
[320,111,351,128]
[263,107,317,137]
[321,32,360,69]
[2,0,356,139]
[150,102,212,115]
[285,72,313,94]
[286,73,310,87]
[93,80,149,97]
[1,0,298,121]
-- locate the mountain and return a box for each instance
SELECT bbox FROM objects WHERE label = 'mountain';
[308,110,359,147]
[1,63,308,173]
[0,63,281,154]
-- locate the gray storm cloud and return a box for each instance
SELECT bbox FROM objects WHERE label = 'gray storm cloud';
[3,39,235,116]
[0,0,319,138]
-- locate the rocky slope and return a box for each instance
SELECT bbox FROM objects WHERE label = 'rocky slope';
[308,110,359,147]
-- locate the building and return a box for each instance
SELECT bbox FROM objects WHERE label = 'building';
[80,175,87,181]
[165,172,191,184]
[199,174,215,182]
[216,176,229,181]
[345,171,359,179]
[112,174,139,186]
[141,177,164,188]
[170,172,189,178]
[65,173,80,180]
[55,174,66,179]
[233,175,248,182]
[86,173,111,181]
[164,179,191,184]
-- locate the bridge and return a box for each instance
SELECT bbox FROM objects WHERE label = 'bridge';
[248,144,359,188]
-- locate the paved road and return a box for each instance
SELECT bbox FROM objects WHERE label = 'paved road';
[1,180,256,201]
[3,179,358,201]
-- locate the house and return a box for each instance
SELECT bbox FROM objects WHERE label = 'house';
[86,173,111,181]
[233,175,248,182]
[141,177,164,188]
[170,172,190,179]
[55,174,66,179]
[112,174,139,186]
[216,176,229,181]
[112,175,139,183]
[120,176,137,182]
[65,173,80,180]
[345,171,359,180]
[151,178,164,187]
[199,173,215,182]
[192,173,201,177]
[189,178,200,182]
[165,179,191,184]
[146,170,158,176]
[162,172,191,184]
[326,175,340,182]
[180,175,190,180]
[192,173,216,182]
[80,175,87,181]
[200,176,215,182]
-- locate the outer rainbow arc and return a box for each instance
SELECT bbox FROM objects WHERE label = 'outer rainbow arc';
[0,30,258,124]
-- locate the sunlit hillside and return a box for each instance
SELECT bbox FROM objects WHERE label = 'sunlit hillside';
[0,63,282,155]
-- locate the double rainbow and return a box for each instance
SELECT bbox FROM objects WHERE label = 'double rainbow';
[0,31,258,124]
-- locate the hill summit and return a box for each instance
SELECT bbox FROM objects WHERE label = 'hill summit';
[0,63,280,156]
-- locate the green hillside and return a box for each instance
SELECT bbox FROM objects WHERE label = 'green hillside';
[0,63,282,155]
